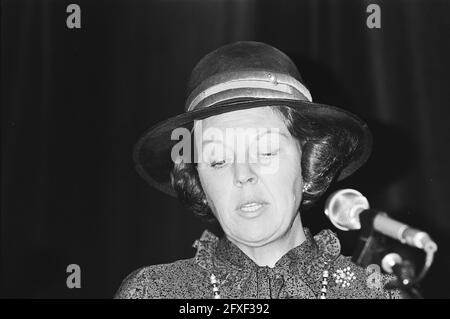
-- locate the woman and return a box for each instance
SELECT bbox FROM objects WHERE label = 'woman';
[115,41,399,299]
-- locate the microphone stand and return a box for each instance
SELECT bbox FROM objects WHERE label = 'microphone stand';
[352,209,388,267]
[351,209,423,299]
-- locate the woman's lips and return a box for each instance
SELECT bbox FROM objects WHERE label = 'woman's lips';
[237,201,269,215]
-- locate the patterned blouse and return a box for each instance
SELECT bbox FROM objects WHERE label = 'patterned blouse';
[114,228,401,299]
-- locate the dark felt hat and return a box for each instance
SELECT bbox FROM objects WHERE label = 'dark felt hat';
[133,41,372,196]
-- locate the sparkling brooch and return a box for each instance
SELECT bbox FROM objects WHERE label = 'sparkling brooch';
[333,267,356,288]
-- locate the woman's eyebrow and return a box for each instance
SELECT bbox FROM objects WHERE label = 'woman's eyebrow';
[256,129,289,140]
[202,139,224,146]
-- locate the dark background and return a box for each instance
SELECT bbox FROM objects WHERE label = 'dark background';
[1,0,449,298]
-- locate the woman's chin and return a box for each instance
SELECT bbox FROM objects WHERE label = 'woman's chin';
[233,227,279,246]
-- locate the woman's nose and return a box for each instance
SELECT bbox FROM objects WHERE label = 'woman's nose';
[233,162,258,187]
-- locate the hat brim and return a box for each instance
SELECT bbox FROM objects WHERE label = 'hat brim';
[133,97,372,197]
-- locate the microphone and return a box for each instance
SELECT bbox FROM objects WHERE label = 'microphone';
[381,253,403,274]
[382,253,424,298]
[382,253,416,287]
[324,189,438,253]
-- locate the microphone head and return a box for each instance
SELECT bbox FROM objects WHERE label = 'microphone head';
[324,189,370,231]
[381,253,403,274]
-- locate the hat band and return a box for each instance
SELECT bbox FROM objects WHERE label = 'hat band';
[186,71,312,111]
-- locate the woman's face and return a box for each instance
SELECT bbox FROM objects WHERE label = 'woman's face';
[194,107,304,247]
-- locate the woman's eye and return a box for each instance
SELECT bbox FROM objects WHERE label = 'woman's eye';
[260,150,279,157]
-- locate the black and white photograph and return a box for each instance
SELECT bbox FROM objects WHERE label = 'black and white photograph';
[1,0,449,302]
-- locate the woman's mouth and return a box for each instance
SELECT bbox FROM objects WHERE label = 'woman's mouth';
[237,201,268,216]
